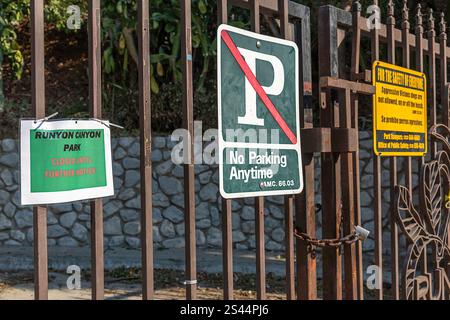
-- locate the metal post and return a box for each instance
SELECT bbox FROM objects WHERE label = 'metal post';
[278,0,295,300]
[138,0,154,300]
[350,1,364,300]
[31,0,48,300]
[440,13,448,126]
[249,0,266,300]
[181,0,197,300]
[218,0,234,301]
[402,0,413,194]
[428,9,437,157]
[295,5,317,301]
[88,0,104,300]
[370,0,383,301]
[318,6,342,300]
[387,0,399,301]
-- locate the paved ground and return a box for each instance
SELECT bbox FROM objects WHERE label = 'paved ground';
[0,246,291,274]
[0,246,295,300]
[0,246,388,300]
[0,270,290,300]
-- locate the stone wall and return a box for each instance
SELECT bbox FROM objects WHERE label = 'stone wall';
[0,132,411,252]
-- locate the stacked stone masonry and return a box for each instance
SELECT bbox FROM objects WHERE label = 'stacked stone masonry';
[0,132,417,252]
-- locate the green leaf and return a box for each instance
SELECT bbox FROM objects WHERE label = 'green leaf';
[157,62,164,77]
[116,1,123,14]
[150,76,160,94]
[198,0,207,15]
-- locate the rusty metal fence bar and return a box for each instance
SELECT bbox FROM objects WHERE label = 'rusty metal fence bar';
[350,2,364,300]
[278,0,296,301]
[137,0,154,300]
[31,0,48,300]
[369,0,383,301]
[386,0,399,301]
[88,0,104,300]
[181,0,197,300]
[318,6,343,300]
[218,0,234,301]
[248,0,268,301]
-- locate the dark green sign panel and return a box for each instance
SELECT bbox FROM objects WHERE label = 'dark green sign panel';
[218,24,303,198]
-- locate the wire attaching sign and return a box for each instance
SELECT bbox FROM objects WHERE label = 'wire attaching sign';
[218,24,303,199]
[20,119,114,205]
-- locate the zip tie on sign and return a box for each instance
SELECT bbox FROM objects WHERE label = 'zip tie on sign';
[91,118,124,130]
[182,279,198,286]
[33,112,59,130]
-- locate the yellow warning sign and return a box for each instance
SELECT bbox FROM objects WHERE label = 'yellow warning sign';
[373,61,427,156]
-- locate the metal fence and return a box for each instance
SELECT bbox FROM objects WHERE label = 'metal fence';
[26,0,450,300]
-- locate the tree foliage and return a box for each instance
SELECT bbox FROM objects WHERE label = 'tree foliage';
[0,0,448,128]
[0,0,29,80]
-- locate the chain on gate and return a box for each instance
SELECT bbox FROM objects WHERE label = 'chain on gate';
[294,204,370,254]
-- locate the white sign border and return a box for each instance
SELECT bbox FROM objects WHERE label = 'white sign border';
[217,24,304,199]
[20,119,114,206]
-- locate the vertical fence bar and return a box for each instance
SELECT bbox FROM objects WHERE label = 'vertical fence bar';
[341,0,362,300]
[222,199,233,299]
[296,152,316,299]
[284,195,295,299]
[350,1,363,300]
[401,9,414,275]
[255,196,266,299]
[387,0,399,301]
[31,0,48,300]
[138,0,154,300]
[318,5,342,300]
[218,0,234,301]
[248,0,266,300]
[440,14,448,126]
[370,0,383,301]
[278,0,295,301]
[416,5,424,76]
[402,1,413,194]
[415,4,425,164]
[88,0,104,300]
[341,88,357,300]
[181,0,197,300]
[296,6,316,298]
[428,9,437,157]
[439,10,449,263]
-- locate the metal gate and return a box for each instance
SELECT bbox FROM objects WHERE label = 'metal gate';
[315,0,450,300]
[25,0,450,300]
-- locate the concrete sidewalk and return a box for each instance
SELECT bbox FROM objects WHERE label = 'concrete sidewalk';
[0,246,299,276]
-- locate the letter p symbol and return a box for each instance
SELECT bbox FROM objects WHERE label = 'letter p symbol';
[237,48,285,127]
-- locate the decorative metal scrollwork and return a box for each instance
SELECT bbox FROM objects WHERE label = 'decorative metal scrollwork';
[395,124,450,300]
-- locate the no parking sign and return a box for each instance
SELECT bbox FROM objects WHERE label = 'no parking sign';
[217,24,303,199]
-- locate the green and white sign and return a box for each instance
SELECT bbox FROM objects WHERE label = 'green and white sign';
[20,119,114,205]
[218,24,303,199]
